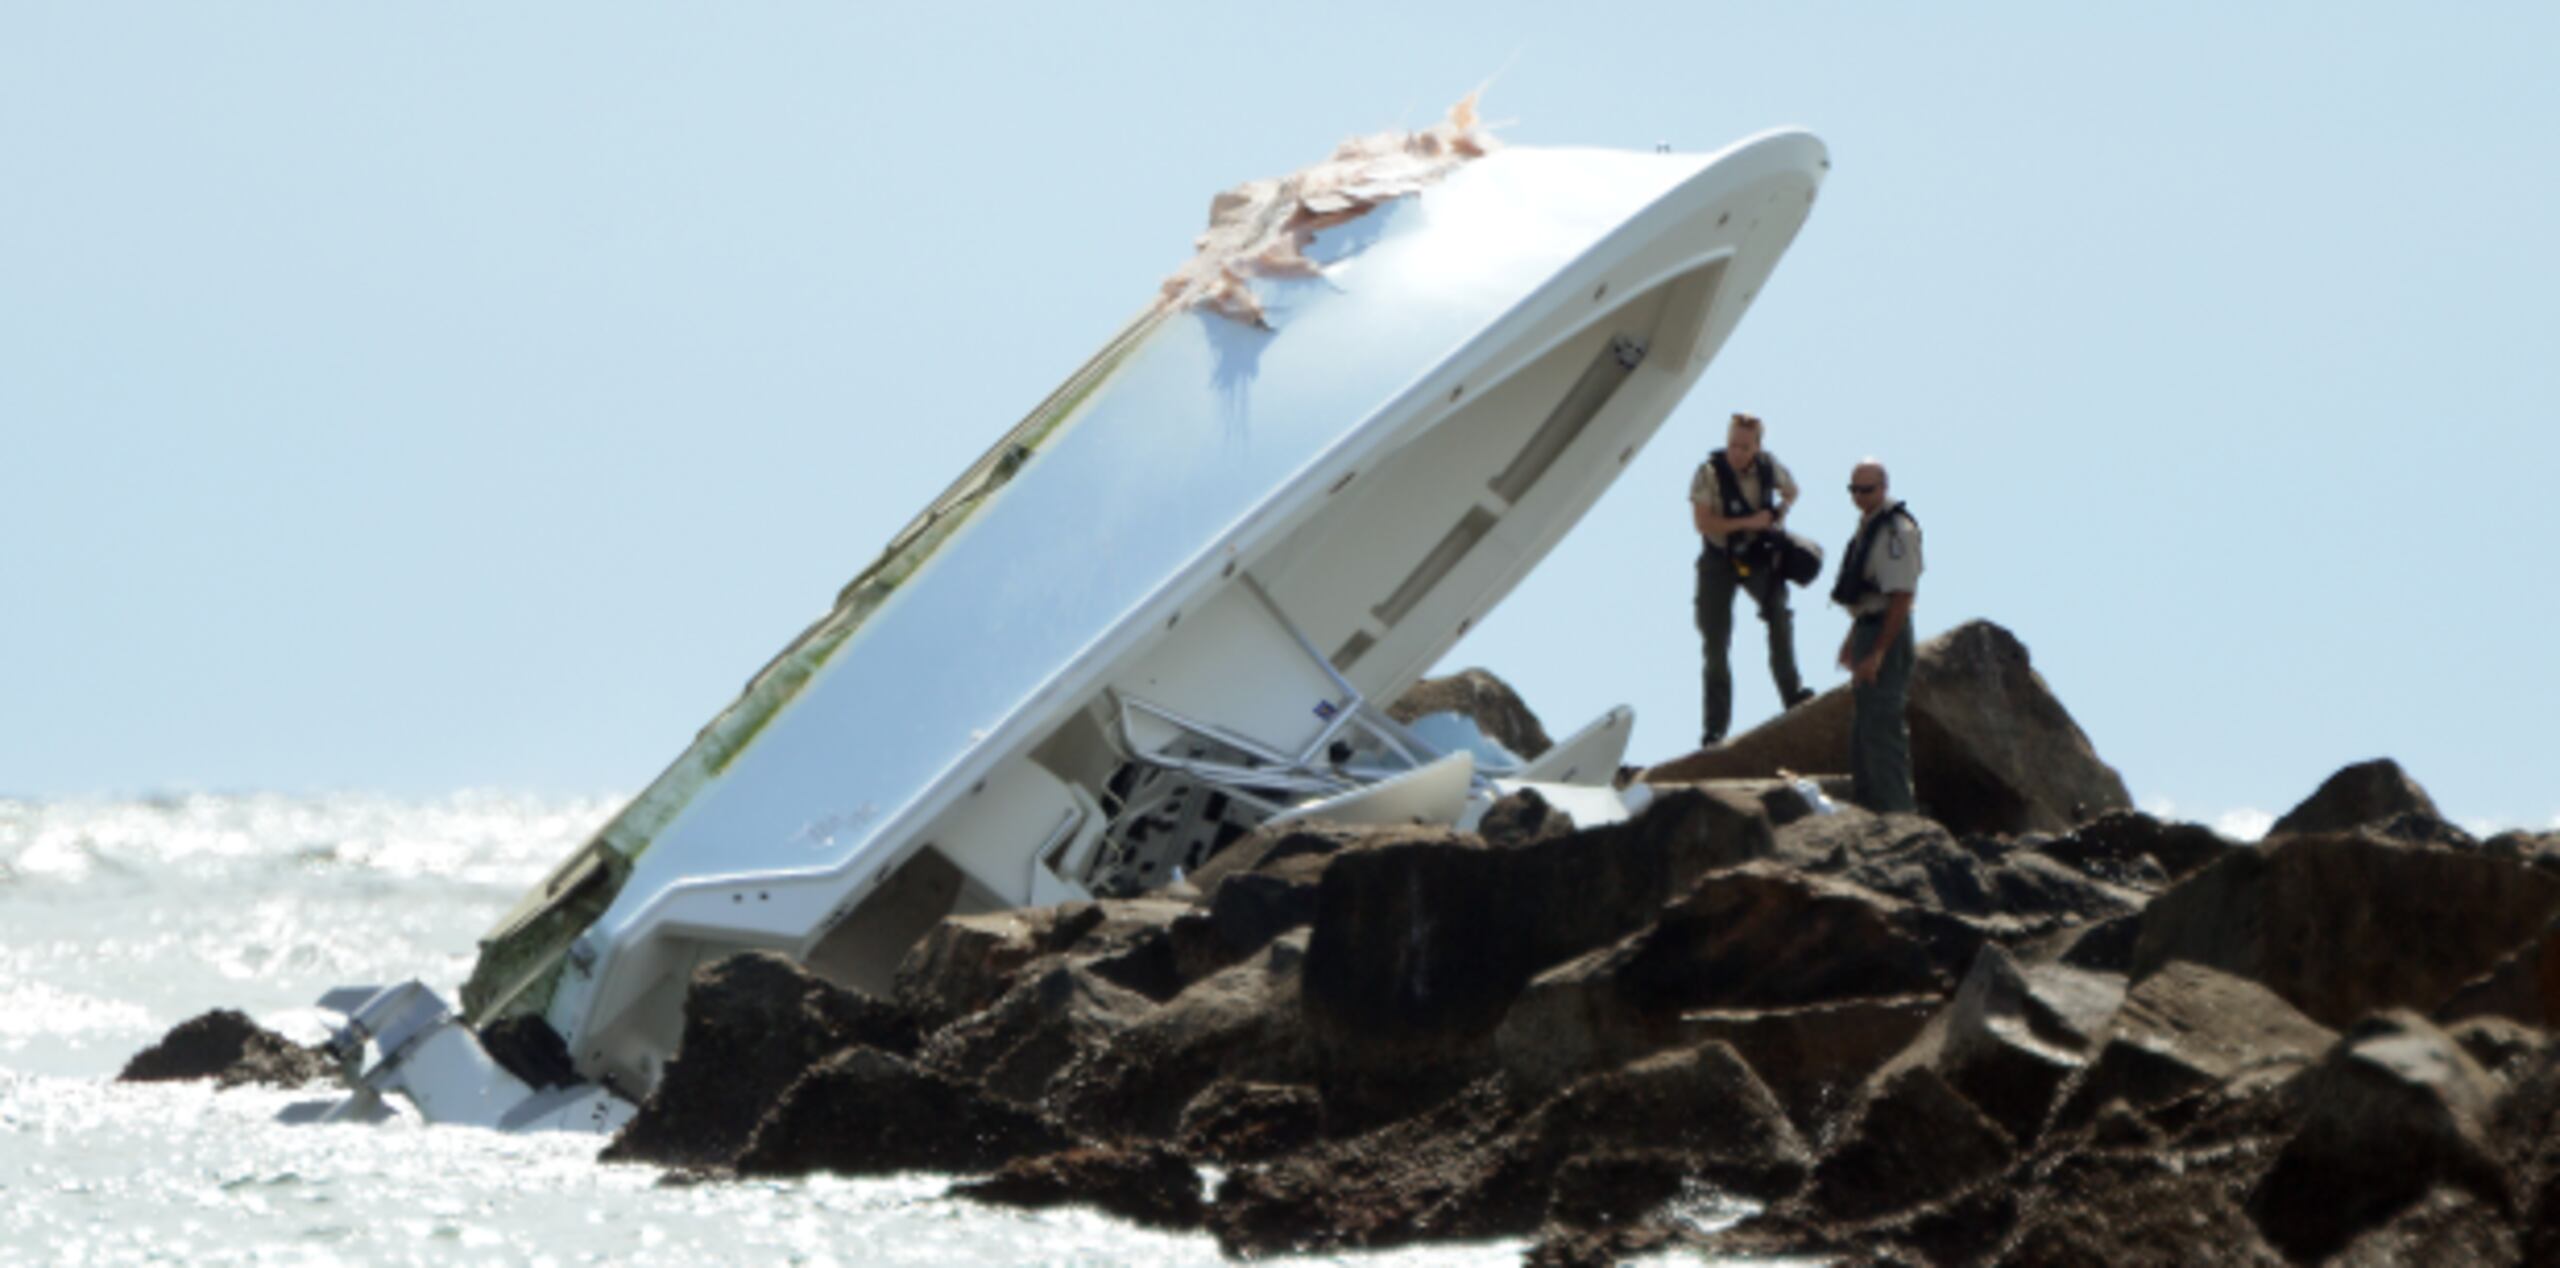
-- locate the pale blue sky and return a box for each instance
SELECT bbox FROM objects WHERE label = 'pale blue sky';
[4,5,2554,831]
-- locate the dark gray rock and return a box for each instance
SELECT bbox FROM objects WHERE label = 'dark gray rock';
[2248,1012,2512,1261]
[1998,1143,2284,1267]
[1049,934,1308,1140]
[1805,1065,2014,1223]
[1921,943,2123,1146]
[2055,911,2142,973]
[1176,1079,1321,1164]
[2050,961,2335,1136]
[1184,819,1436,899]
[1299,790,1773,1120]
[2436,915,2560,1029]
[731,1045,1077,1177]
[2266,757,2443,839]
[1609,861,1947,1012]
[1506,1041,1812,1206]
[1643,620,2132,836]
[119,1009,332,1089]
[893,905,1104,1033]
[916,960,1156,1105]
[1162,869,1317,986]
[2131,830,2560,1029]
[2327,1186,2519,1267]
[1476,787,1573,848]
[1680,997,1941,1137]
[950,1142,1204,1229]
[1544,1150,1689,1229]
[2029,810,2233,891]
[1207,1044,1807,1258]
[1205,1077,1523,1256]
[602,952,917,1168]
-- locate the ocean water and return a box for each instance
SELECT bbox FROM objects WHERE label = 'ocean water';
[0,792,1764,1266]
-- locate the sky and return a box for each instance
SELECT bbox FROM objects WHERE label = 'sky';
[4,5,2555,833]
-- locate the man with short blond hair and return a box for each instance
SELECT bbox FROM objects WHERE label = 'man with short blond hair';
[1690,411,1813,747]
[1832,460,1923,812]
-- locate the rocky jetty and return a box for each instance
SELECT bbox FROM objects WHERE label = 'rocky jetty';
[142,617,2560,1262]
[586,621,2560,1261]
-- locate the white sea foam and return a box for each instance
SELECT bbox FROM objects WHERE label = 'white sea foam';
[0,792,1541,1266]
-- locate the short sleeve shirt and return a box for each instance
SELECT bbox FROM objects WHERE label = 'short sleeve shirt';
[1852,509,1923,616]
[1689,453,1798,552]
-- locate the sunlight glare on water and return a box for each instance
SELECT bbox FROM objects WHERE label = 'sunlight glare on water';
[0,793,1549,1266]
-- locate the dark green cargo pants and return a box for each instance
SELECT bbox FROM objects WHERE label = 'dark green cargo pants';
[1695,546,1804,743]
[1848,613,1917,813]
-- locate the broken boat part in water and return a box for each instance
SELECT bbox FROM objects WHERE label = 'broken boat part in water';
[299,115,1830,1129]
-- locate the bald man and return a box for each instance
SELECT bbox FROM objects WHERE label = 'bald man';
[1831,461,1923,813]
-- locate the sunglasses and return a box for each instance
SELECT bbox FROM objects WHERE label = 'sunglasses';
[1847,483,1879,494]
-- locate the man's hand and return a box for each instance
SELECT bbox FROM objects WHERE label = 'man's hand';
[1836,634,1855,671]
[1852,653,1884,685]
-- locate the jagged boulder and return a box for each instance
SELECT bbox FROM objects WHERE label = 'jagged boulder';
[1208,1045,1807,1257]
[894,904,1106,1033]
[1642,620,2131,835]
[950,1142,1204,1229]
[1905,943,2123,1146]
[1679,997,1940,1136]
[916,960,1156,1105]
[2266,757,2443,839]
[2327,1187,2520,1267]
[1206,1077,1524,1256]
[1300,790,1773,1117]
[1998,1143,2285,1267]
[2029,810,2234,891]
[1544,1150,1691,1230]
[1803,1064,2014,1224]
[1612,861,1948,1011]
[2436,915,2560,1029]
[2051,961,2336,1135]
[1495,943,1693,1098]
[2131,831,2560,1029]
[605,952,918,1167]
[1388,667,1553,758]
[1505,1042,1812,1206]
[1772,808,2141,938]
[119,1009,332,1089]
[1163,870,1317,984]
[1185,819,1439,898]
[1177,1079,1321,1163]
[1476,786,1574,848]
[2248,1012,2512,1261]
[1050,933,1309,1139]
[731,1045,1077,1177]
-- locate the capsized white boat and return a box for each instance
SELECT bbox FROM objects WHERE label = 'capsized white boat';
[302,122,1828,1131]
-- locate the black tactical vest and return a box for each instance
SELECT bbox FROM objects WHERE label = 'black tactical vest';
[1831,502,1918,610]
[1707,450,1775,555]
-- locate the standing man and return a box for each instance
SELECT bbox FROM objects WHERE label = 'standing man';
[1691,411,1814,747]
[1832,460,1923,813]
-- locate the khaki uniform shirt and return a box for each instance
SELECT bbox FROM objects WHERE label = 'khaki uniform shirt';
[1689,453,1798,553]
[1851,507,1923,616]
